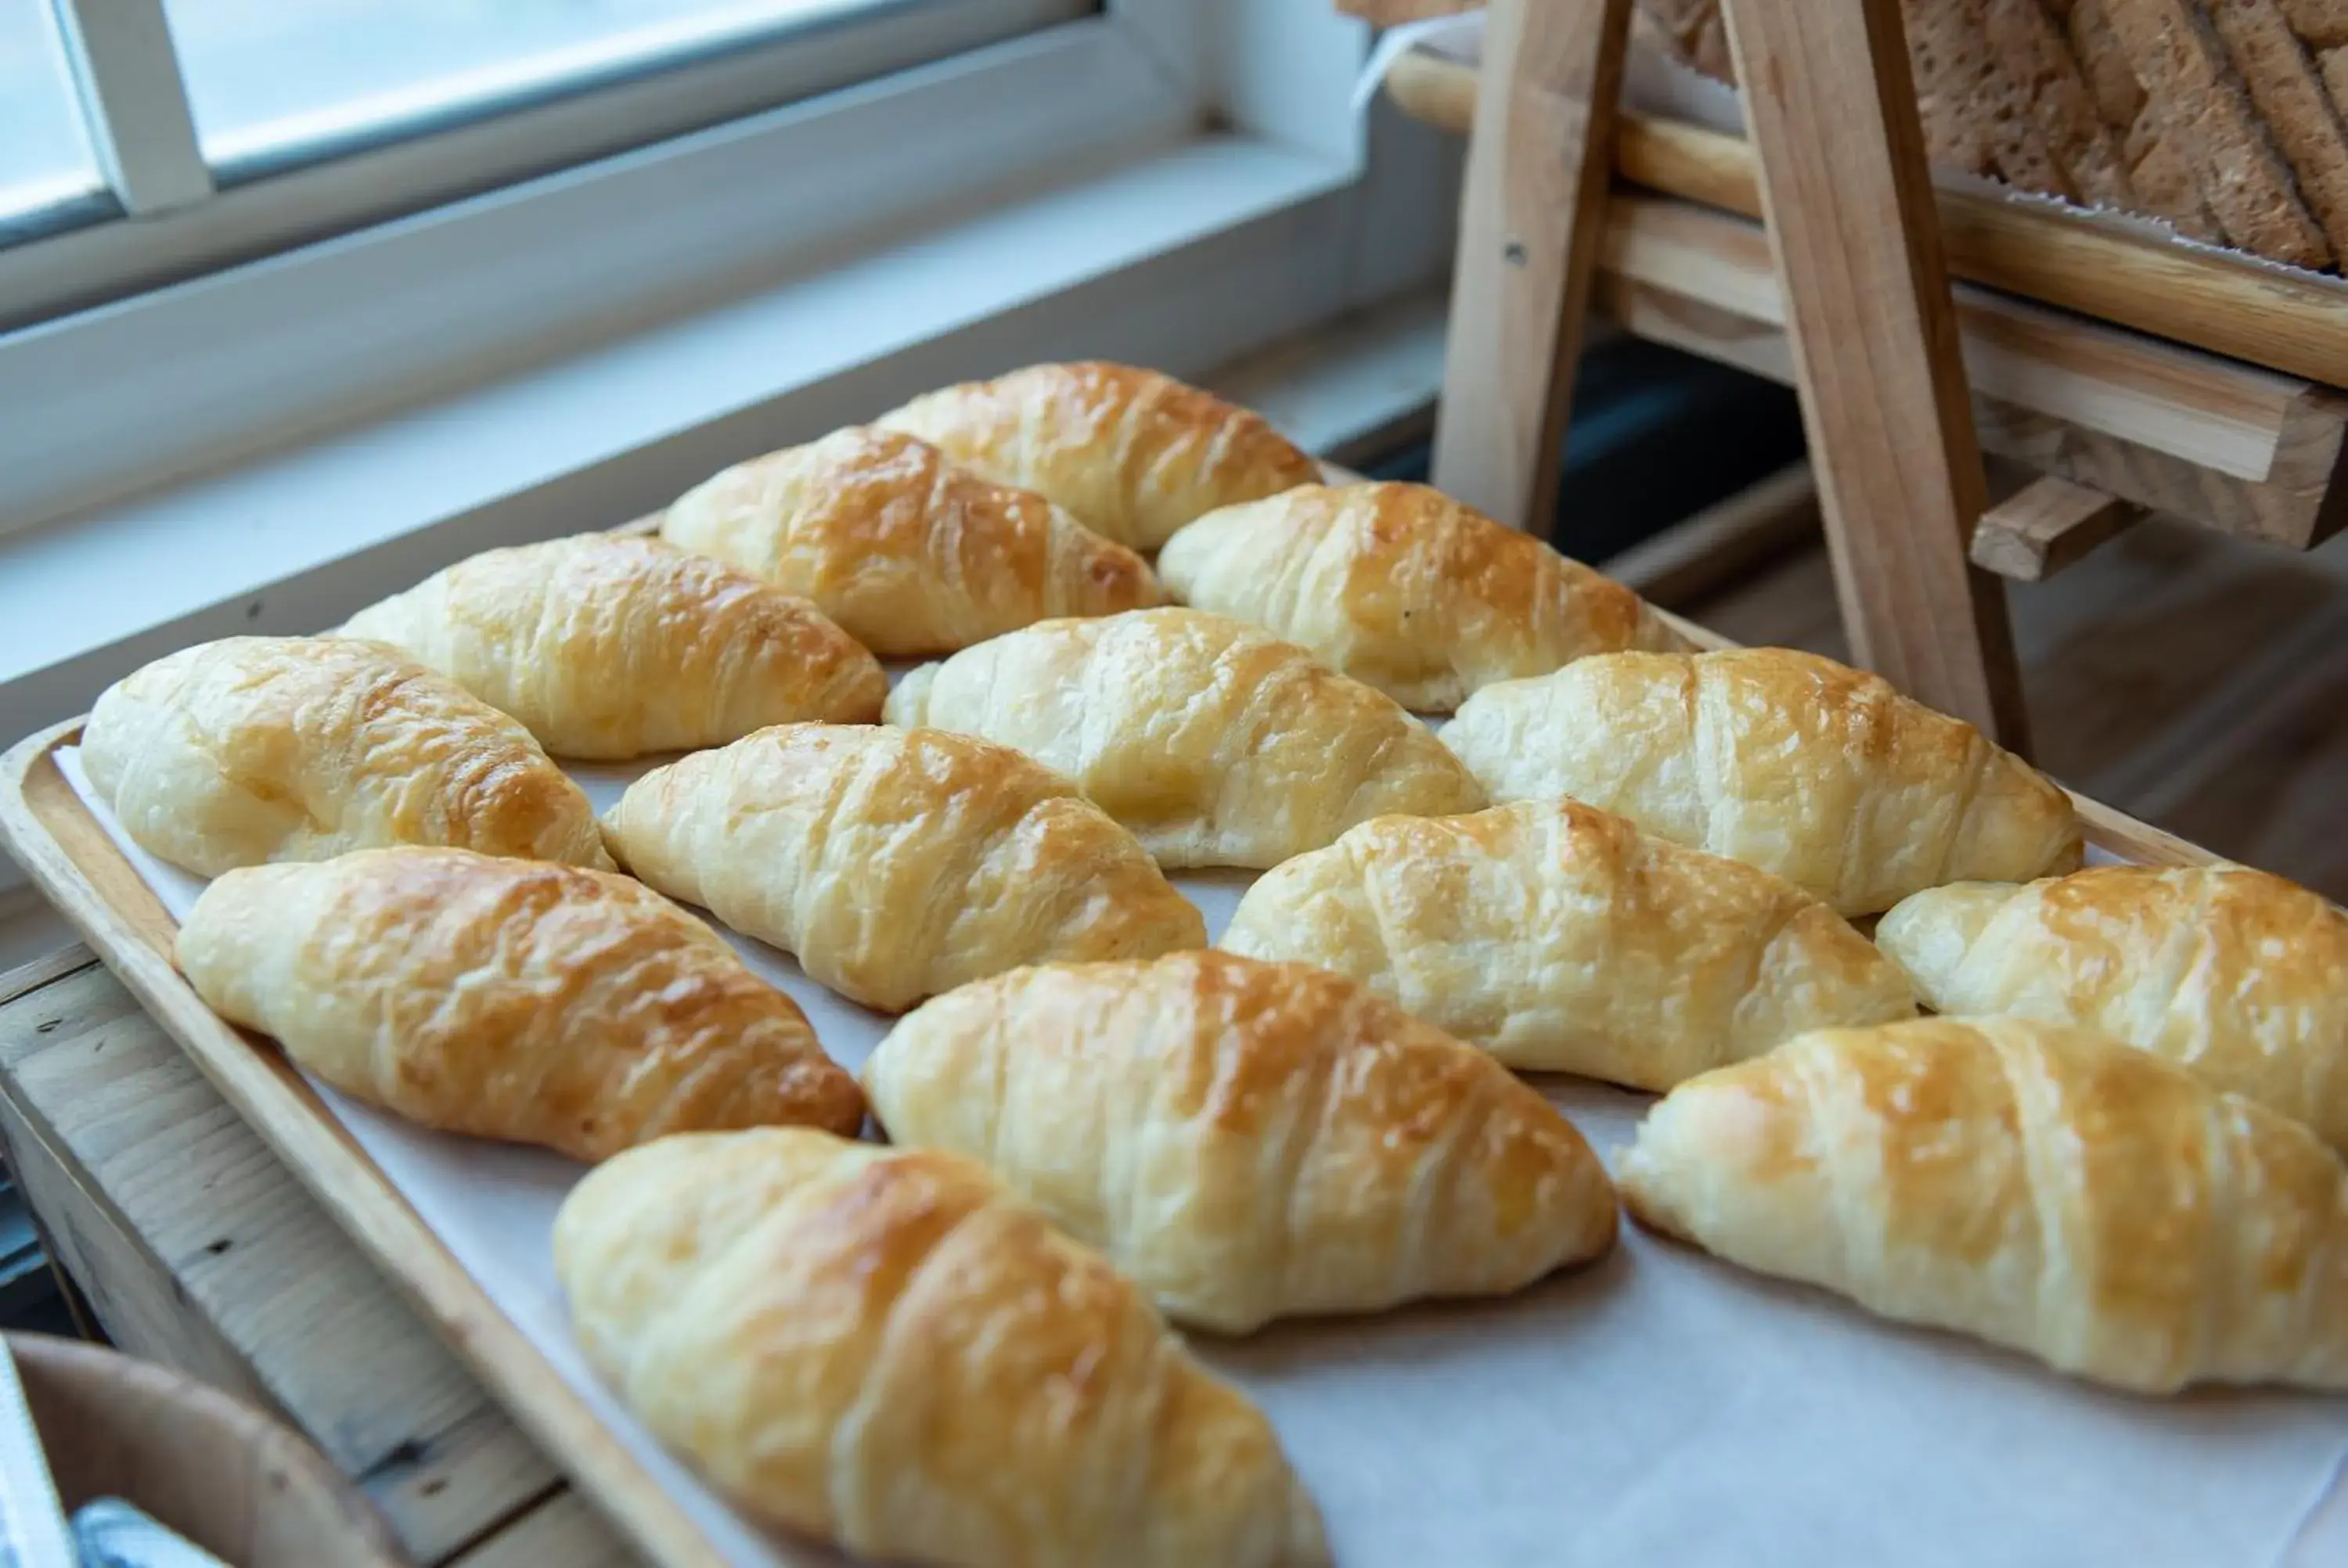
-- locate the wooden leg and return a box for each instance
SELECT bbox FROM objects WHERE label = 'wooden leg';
[1720,0,2033,751]
[1430,0,1633,531]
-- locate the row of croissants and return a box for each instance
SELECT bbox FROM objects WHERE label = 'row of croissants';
[71,361,2348,1568]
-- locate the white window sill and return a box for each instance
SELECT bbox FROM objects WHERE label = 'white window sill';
[0,126,1447,743]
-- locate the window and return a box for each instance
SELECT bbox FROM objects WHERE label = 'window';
[2,0,1092,322]
[0,0,105,240]
[161,0,978,181]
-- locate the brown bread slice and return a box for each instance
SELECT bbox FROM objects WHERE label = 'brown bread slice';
[2327,45,2348,112]
[2127,113,2232,234]
[2073,0,2152,124]
[2101,0,2332,264]
[1913,0,2076,190]
[2278,0,2348,46]
[2204,0,2348,258]
[1986,0,2141,203]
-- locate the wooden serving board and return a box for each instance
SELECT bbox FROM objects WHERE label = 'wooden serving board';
[0,600,2220,1566]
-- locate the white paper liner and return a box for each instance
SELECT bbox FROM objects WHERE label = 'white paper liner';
[50,734,2348,1568]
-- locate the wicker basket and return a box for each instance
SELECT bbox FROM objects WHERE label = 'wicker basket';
[9,1332,408,1567]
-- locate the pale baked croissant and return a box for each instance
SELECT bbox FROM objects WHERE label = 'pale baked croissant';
[1155,482,1688,710]
[1620,1016,2348,1394]
[554,1128,1328,1568]
[864,951,1616,1332]
[874,362,1320,550]
[177,848,861,1159]
[1876,865,2348,1153]
[81,635,610,876]
[338,533,884,758]
[1221,800,1917,1088]
[884,609,1487,869]
[661,426,1159,657]
[601,724,1205,1012]
[1442,648,2081,915]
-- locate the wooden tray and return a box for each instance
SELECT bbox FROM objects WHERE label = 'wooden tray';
[0,624,2218,1566]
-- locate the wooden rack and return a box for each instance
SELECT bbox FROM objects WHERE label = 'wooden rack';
[1406,0,2348,750]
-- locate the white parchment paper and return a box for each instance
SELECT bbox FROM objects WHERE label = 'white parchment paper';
[52,744,2348,1568]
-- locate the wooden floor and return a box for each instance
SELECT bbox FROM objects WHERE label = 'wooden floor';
[1680,518,2348,902]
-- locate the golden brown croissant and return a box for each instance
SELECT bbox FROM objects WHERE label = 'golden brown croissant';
[601,723,1205,1011]
[661,426,1159,656]
[338,533,883,758]
[177,848,861,1158]
[554,1128,1328,1568]
[1221,800,1917,1088]
[874,362,1320,550]
[1442,648,2081,915]
[884,609,1487,869]
[1619,1016,2348,1394]
[1876,865,2348,1153]
[80,635,610,876]
[1155,482,1688,710]
[864,951,1616,1332]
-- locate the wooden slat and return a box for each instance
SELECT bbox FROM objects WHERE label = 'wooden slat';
[1720,0,2029,749]
[0,728,721,1568]
[1430,0,1634,529]
[1384,48,2348,390]
[1594,194,2348,548]
[1971,477,2145,581]
[0,965,578,1566]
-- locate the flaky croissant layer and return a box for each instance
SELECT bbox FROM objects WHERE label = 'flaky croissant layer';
[81,635,610,876]
[1442,648,2081,915]
[177,847,862,1159]
[1223,799,1917,1088]
[662,426,1159,656]
[602,723,1205,1012]
[866,951,1618,1331]
[1157,481,1687,711]
[555,1129,1329,1568]
[886,608,1487,869]
[1877,865,2348,1154]
[340,533,885,759]
[1622,1016,2348,1394]
[875,361,1322,550]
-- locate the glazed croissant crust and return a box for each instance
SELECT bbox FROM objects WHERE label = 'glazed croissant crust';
[864,951,1616,1332]
[1221,800,1917,1089]
[1876,866,2348,1153]
[600,723,1205,1012]
[875,362,1321,550]
[340,533,884,758]
[884,609,1488,869]
[1155,482,1687,711]
[1620,1016,2348,1394]
[661,426,1159,657]
[177,848,861,1159]
[1442,649,2081,915]
[81,635,610,876]
[554,1129,1327,1568]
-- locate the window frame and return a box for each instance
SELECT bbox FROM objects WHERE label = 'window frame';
[12,0,1093,325]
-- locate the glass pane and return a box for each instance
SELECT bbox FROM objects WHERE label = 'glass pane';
[0,0,105,231]
[161,0,906,177]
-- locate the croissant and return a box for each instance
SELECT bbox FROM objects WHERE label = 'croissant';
[177,848,861,1159]
[338,533,883,758]
[554,1128,1327,1568]
[1619,1016,2348,1394]
[80,636,610,876]
[1876,866,2348,1153]
[884,609,1487,869]
[660,426,1159,656]
[1155,482,1688,710]
[1221,800,1917,1088]
[1442,648,2082,915]
[601,724,1205,1012]
[874,362,1320,550]
[865,951,1615,1332]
